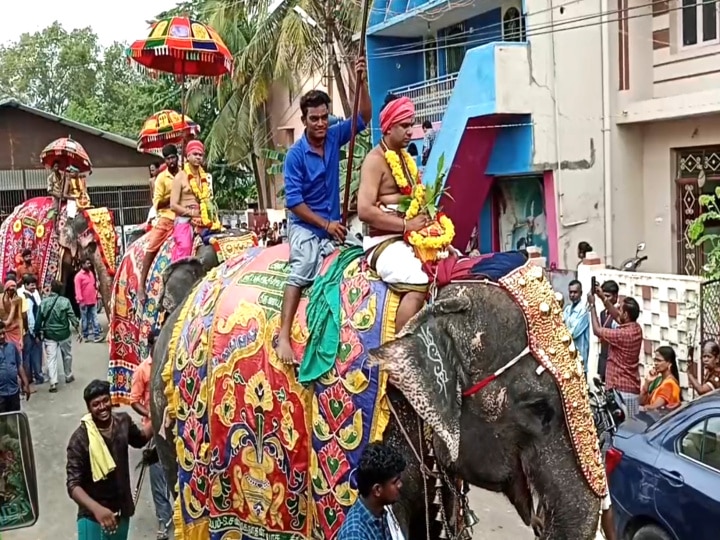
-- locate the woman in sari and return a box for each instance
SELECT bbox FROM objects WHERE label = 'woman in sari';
[640,346,681,411]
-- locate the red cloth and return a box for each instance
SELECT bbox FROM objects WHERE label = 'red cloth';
[380,96,415,133]
[422,256,481,288]
[186,140,204,155]
[595,322,643,394]
[74,269,97,307]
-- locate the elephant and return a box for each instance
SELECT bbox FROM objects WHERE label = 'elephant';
[0,196,117,316]
[107,227,257,405]
[149,244,606,540]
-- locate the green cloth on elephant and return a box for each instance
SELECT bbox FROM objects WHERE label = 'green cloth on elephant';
[299,245,363,384]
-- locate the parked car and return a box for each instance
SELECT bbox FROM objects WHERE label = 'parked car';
[607,390,720,540]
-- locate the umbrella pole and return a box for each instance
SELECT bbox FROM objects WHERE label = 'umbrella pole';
[180,73,186,166]
[341,0,371,225]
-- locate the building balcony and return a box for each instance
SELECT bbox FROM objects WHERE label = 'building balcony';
[389,73,458,124]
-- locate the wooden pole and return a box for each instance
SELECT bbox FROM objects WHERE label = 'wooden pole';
[341,0,371,224]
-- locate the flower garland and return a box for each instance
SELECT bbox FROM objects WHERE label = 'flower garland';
[185,163,221,231]
[382,142,455,256]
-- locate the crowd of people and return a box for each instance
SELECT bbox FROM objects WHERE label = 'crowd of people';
[0,251,105,405]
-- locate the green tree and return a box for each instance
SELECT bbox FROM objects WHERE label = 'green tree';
[0,22,100,115]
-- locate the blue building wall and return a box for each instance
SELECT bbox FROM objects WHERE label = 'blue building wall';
[366,35,425,143]
[486,116,534,175]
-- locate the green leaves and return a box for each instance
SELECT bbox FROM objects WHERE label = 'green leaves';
[688,185,720,279]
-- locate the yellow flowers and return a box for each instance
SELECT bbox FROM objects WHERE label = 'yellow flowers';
[185,163,222,231]
[408,214,456,252]
[382,143,456,260]
[35,224,45,239]
[12,220,21,233]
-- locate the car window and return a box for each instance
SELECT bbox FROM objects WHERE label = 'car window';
[679,416,720,471]
[647,400,694,433]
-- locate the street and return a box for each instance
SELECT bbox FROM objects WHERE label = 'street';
[4,318,533,540]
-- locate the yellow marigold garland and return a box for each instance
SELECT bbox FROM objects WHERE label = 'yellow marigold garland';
[185,163,221,231]
[382,143,455,257]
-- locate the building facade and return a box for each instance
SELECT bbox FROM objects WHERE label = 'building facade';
[610,0,720,276]
[366,0,610,268]
[365,0,720,275]
[0,99,155,228]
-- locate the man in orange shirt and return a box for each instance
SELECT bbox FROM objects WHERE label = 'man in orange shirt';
[15,249,37,279]
[130,332,173,539]
[137,145,179,305]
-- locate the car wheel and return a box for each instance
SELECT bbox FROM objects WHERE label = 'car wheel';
[632,524,672,540]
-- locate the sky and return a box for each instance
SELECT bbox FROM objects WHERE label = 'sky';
[4,0,180,46]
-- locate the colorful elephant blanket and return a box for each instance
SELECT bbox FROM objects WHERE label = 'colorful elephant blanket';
[0,197,61,293]
[108,232,258,405]
[164,244,397,540]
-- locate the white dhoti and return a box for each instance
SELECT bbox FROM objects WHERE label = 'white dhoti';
[363,234,428,286]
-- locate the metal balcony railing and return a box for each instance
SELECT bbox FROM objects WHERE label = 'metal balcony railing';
[389,73,458,124]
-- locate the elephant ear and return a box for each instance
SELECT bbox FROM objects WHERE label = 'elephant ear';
[370,295,471,462]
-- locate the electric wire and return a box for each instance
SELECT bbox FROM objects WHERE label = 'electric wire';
[365,0,713,59]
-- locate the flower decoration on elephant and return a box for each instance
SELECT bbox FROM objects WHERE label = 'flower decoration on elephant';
[383,145,455,262]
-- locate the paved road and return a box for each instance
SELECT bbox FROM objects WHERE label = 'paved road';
[4,317,533,539]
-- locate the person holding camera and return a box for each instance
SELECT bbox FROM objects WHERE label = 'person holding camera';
[34,280,80,393]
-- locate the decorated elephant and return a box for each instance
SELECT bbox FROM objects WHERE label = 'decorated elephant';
[107,228,258,405]
[0,196,118,314]
[149,244,606,540]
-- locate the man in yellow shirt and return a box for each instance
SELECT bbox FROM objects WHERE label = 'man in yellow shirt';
[137,145,179,304]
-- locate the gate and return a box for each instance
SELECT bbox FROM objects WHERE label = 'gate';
[700,278,720,345]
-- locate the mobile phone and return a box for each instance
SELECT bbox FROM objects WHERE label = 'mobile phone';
[591,276,597,291]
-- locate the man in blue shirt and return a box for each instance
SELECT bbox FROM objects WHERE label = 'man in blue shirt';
[0,321,32,412]
[338,443,406,540]
[275,56,372,364]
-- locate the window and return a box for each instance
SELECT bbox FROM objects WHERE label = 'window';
[424,37,438,80]
[503,7,524,42]
[682,0,719,47]
[445,23,467,74]
[679,416,720,471]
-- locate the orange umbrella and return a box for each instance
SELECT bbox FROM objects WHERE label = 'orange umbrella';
[138,110,200,152]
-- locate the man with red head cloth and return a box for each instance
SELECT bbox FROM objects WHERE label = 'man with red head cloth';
[169,140,221,261]
[357,94,432,334]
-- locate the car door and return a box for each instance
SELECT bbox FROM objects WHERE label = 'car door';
[653,412,720,540]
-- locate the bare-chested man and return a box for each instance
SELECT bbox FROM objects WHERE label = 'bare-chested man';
[169,140,220,261]
[357,95,431,334]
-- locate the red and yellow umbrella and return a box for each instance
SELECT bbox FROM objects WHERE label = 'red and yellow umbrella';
[126,16,233,77]
[40,137,92,173]
[138,110,200,152]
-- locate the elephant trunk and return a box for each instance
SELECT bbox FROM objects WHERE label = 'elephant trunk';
[523,433,601,539]
[90,248,113,318]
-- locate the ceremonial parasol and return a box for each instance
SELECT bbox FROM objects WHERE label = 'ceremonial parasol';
[138,109,200,152]
[127,16,231,157]
[40,136,93,173]
[127,16,232,77]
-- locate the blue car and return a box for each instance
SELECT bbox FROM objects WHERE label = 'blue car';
[607,390,720,539]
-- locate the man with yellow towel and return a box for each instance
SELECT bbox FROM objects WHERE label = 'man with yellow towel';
[66,380,152,539]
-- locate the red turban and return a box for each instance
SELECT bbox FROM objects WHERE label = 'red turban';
[186,140,205,155]
[4,280,16,289]
[379,97,415,134]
